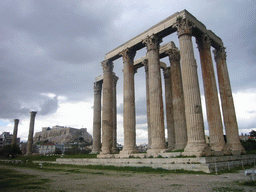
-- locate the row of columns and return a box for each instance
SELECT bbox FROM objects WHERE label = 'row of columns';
[94,18,245,157]
[10,111,37,156]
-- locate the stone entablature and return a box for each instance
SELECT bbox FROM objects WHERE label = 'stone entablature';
[34,125,92,144]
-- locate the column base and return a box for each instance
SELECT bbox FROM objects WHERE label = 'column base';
[147,148,166,157]
[90,149,100,154]
[120,147,138,155]
[226,142,246,155]
[174,143,187,151]
[111,147,119,154]
[25,152,32,156]
[182,142,212,157]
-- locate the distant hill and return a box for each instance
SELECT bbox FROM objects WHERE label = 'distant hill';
[34,125,92,144]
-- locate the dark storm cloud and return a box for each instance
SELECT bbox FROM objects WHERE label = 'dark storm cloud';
[0,0,123,119]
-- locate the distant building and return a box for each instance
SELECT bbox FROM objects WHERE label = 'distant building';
[38,143,66,154]
[34,125,92,144]
[0,132,20,148]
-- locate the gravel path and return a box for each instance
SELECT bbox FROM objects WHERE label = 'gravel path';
[1,164,255,192]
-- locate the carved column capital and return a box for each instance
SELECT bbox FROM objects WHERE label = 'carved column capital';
[120,48,136,62]
[113,74,119,85]
[30,111,37,117]
[175,18,193,37]
[166,41,180,62]
[94,81,102,95]
[163,67,171,79]
[143,34,162,51]
[196,34,211,51]
[101,60,114,72]
[142,59,148,72]
[213,47,227,62]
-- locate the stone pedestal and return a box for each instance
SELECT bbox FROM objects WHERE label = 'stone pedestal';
[176,19,211,157]
[163,67,175,151]
[120,49,138,155]
[91,81,102,154]
[197,34,225,155]
[167,42,187,150]
[213,47,245,155]
[12,119,19,145]
[143,34,166,155]
[99,60,114,156]
[26,111,37,156]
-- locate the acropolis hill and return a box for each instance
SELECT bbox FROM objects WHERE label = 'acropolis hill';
[34,125,92,144]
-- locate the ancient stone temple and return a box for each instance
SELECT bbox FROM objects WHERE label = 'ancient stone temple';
[93,10,245,158]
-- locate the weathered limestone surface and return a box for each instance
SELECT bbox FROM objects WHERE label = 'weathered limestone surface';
[176,19,211,157]
[91,81,102,154]
[26,111,37,156]
[112,74,119,153]
[163,67,175,150]
[12,119,19,145]
[197,34,226,155]
[167,42,187,150]
[143,34,166,155]
[99,60,114,156]
[213,47,245,155]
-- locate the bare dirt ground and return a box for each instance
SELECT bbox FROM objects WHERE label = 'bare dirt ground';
[1,164,255,192]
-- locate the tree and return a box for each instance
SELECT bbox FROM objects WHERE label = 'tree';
[249,130,256,137]
[0,144,22,158]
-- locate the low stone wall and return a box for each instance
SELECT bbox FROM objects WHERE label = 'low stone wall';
[50,154,256,173]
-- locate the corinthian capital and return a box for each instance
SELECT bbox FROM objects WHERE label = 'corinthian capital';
[120,48,136,62]
[166,41,180,62]
[175,18,193,37]
[101,60,114,72]
[94,82,102,95]
[112,74,119,85]
[142,34,162,51]
[213,47,227,62]
[163,67,171,79]
[196,34,211,51]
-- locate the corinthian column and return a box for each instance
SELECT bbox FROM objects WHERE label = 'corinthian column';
[99,60,114,156]
[213,47,245,155]
[143,34,166,155]
[91,81,103,154]
[120,48,138,154]
[143,60,151,149]
[12,119,19,145]
[166,42,187,150]
[26,111,37,156]
[163,67,175,150]
[176,19,211,157]
[112,74,119,153]
[197,34,226,155]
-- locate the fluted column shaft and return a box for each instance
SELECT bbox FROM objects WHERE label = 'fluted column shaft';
[213,47,245,154]
[12,119,19,145]
[176,19,211,157]
[26,111,37,156]
[92,81,102,154]
[197,35,225,154]
[143,60,151,149]
[120,49,138,154]
[143,34,166,154]
[100,60,114,155]
[163,67,175,150]
[112,74,118,153]
[167,42,187,150]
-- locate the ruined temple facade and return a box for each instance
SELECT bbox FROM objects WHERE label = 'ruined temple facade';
[34,125,92,144]
[92,10,245,158]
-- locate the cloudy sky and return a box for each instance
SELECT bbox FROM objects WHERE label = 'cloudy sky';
[1,0,255,145]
